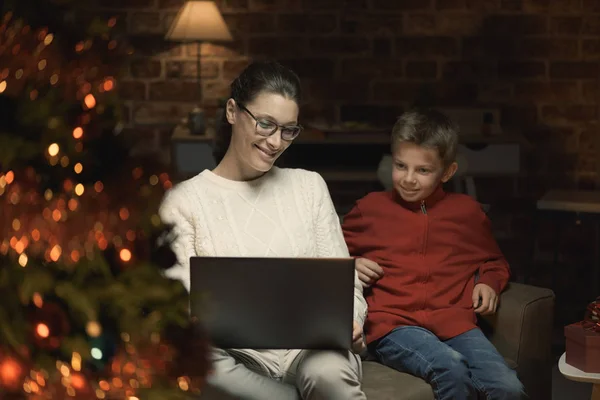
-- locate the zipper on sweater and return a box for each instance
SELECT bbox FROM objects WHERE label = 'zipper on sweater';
[420,201,428,257]
[420,200,429,315]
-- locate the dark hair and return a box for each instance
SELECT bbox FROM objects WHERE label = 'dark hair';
[391,108,459,167]
[213,61,302,164]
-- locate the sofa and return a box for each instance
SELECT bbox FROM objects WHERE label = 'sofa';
[200,282,555,400]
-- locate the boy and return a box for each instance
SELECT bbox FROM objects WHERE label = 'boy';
[342,109,525,400]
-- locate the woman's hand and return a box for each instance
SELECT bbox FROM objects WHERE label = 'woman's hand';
[352,321,366,354]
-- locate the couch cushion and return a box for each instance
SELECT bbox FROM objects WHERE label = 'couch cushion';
[505,357,518,370]
[199,358,518,400]
[361,357,517,400]
[362,361,434,400]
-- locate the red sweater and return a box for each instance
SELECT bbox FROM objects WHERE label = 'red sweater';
[342,186,510,344]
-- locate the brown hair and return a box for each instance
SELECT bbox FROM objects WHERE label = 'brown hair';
[213,60,302,165]
[391,108,459,166]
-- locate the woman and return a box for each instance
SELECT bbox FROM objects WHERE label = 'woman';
[159,61,367,400]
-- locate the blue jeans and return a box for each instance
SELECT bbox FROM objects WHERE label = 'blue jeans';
[371,327,525,400]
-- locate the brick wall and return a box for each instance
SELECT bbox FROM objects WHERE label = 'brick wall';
[107,0,600,187]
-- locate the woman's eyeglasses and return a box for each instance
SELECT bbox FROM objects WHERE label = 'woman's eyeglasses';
[237,103,303,141]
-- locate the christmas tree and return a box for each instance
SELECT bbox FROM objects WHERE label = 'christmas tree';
[0,0,209,398]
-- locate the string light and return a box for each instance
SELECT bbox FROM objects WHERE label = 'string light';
[68,198,78,211]
[0,357,23,390]
[119,248,131,262]
[63,179,74,192]
[119,208,129,220]
[52,209,61,222]
[0,16,192,392]
[33,293,43,308]
[91,348,103,360]
[48,143,59,157]
[36,323,50,339]
[4,171,14,184]
[70,372,86,390]
[83,94,96,109]
[43,33,53,45]
[18,253,28,267]
[71,353,82,372]
[72,126,83,139]
[49,245,62,261]
[103,77,114,91]
[178,376,190,391]
[86,321,102,337]
[59,364,70,377]
[74,184,84,196]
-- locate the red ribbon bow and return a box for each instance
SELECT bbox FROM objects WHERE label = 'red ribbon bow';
[583,296,600,333]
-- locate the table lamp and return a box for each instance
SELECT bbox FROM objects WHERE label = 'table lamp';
[165,0,233,135]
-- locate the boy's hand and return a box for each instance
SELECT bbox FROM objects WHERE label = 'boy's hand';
[355,258,384,287]
[472,283,498,315]
[352,320,366,354]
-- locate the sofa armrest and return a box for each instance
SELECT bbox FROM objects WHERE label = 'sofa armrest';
[479,282,555,400]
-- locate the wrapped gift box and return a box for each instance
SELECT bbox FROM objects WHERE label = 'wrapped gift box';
[565,322,600,373]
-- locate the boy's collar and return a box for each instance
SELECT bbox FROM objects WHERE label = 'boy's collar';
[392,185,446,211]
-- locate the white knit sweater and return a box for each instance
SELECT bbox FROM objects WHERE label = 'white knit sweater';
[159,167,367,327]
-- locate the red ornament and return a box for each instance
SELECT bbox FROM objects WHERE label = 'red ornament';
[0,354,26,392]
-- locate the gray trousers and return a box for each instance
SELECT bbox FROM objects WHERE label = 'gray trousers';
[206,348,366,400]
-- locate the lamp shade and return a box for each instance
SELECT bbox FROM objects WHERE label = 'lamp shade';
[165,0,233,42]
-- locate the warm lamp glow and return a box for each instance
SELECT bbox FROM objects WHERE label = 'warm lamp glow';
[165,1,233,42]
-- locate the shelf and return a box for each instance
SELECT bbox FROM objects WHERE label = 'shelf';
[318,169,379,182]
[170,125,529,147]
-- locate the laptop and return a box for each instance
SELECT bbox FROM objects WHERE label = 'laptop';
[189,256,355,350]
